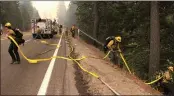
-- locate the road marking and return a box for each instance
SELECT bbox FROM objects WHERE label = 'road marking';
[24,34,31,36]
[37,33,63,95]
[25,39,32,43]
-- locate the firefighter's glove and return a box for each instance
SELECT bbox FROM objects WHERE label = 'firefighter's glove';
[117,49,122,53]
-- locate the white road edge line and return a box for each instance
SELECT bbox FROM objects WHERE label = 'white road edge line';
[25,39,32,43]
[37,33,63,95]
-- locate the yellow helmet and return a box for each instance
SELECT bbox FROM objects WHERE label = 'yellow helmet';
[115,36,121,42]
[5,22,11,27]
[168,66,173,71]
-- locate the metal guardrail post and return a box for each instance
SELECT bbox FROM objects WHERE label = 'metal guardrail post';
[78,29,104,46]
[78,29,80,39]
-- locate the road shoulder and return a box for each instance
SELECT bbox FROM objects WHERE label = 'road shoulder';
[70,37,161,95]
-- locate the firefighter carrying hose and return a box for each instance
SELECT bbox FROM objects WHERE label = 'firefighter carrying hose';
[104,36,122,68]
[158,66,174,95]
[4,22,21,64]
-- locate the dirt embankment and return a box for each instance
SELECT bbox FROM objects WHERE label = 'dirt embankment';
[67,36,161,95]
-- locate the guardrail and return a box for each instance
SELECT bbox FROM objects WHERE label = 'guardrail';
[77,29,104,46]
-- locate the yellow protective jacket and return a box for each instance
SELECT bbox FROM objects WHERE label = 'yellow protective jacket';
[163,70,174,83]
[71,26,75,31]
[7,29,15,39]
[107,39,118,51]
[36,28,42,33]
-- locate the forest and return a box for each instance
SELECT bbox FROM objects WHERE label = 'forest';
[65,1,174,80]
[0,1,40,31]
[0,1,173,80]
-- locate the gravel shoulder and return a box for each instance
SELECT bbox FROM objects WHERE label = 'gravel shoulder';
[69,37,161,95]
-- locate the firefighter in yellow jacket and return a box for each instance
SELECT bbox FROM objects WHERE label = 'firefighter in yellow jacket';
[104,36,122,67]
[5,22,20,64]
[160,66,174,95]
[35,26,42,39]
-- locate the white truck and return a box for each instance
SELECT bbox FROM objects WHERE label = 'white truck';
[31,18,55,39]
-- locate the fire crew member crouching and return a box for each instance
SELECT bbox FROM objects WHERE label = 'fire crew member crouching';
[104,36,122,68]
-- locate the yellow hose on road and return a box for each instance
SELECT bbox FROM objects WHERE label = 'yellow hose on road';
[8,36,85,64]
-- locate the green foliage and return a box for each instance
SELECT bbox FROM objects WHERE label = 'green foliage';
[0,1,40,31]
[65,1,77,27]
[65,1,174,80]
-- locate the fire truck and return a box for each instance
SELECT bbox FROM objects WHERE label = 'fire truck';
[31,18,57,39]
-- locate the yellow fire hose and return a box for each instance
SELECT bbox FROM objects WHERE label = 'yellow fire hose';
[103,50,111,59]
[8,36,85,64]
[101,44,132,74]
[102,43,165,85]
[119,53,132,74]
[66,37,120,95]
[87,50,111,60]
[117,44,164,84]
[65,30,166,90]
[86,44,132,74]
[117,44,132,74]
[145,75,164,85]
[68,45,99,78]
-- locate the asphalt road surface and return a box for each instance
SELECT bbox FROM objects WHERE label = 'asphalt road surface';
[1,31,74,95]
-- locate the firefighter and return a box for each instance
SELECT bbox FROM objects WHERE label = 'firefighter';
[65,27,68,36]
[59,24,63,34]
[0,29,2,35]
[160,66,174,95]
[4,22,20,64]
[35,26,42,39]
[104,36,122,67]
[70,24,76,38]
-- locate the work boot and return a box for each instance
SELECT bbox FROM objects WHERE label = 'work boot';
[14,61,20,64]
[10,60,16,64]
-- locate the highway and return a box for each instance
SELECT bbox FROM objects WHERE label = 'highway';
[1,30,73,95]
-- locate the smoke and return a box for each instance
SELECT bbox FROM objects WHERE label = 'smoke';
[57,1,66,25]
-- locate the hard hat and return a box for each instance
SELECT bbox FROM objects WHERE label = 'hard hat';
[115,36,121,42]
[168,66,173,71]
[5,22,11,27]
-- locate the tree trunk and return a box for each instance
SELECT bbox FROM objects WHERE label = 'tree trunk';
[0,2,2,24]
[149,1,160,78]
[93,1,99,46]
